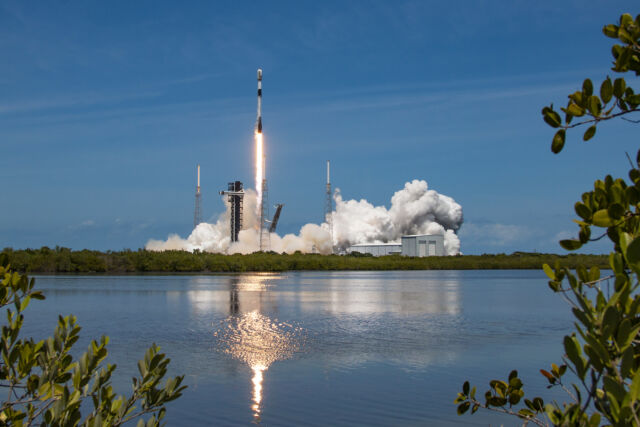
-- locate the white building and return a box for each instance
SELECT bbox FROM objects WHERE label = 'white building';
[345,242,402,256]
[346,234,445,257]
[401,234,445,257]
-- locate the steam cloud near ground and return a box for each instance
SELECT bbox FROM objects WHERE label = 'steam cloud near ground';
[145,180,463,255]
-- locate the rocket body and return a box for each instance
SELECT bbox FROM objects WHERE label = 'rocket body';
[256,68,263,133]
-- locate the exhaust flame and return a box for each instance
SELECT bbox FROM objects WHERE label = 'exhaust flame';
[255,131,263,209]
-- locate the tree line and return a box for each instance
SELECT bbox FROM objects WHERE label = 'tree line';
[1,246,609,273]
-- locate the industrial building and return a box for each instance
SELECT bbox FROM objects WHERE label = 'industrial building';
[346,243,401,256]
[346,234,445,257]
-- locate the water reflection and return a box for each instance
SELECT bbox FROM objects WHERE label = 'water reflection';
[181,272,464,420]
[213,274,305,422]
[304,273,462,316]
[251,365,265,420]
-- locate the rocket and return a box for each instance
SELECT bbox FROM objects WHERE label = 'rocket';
[256,68,263,133]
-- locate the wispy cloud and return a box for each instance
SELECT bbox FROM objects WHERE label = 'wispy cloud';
[459,222,533,247]
[68,219,95,230]
[0,90,162,116]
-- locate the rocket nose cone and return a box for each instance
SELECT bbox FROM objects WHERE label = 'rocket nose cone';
[257,69,262,80]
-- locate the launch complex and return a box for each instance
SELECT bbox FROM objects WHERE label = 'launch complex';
[179,68,455,257]
[212,69,285,251]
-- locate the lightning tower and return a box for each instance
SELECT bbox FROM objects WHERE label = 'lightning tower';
[325,160,334,253]
[194,164,202,229]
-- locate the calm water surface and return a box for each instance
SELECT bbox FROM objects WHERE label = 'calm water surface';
[27,270,573,426]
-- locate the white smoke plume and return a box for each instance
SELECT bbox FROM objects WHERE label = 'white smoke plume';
[145,180,463,255]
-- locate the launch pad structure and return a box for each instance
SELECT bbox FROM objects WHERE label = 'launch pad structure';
[220,181,244,243]
[259,178,270,251]
[325,160,334,253]
[269,204,284,233]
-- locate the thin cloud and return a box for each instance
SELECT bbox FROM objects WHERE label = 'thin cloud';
[459,222,533,247]
[0,90,162,116]
[68,219,95,230]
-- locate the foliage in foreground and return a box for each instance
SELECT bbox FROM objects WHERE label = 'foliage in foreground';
[456,12,640,426]
[0,247,608,273]
[0,257,186,425]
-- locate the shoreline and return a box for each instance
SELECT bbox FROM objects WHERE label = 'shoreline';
[3,248,609,274]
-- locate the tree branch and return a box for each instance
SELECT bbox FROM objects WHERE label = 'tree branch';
[466,399,548,427]
[563,109,640,130]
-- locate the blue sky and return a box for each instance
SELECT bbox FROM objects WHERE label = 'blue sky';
[1,0,638,254]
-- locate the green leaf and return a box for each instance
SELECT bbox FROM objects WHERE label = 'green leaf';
[583,79,593,97]
[614,78,627,98]
[625,236,640,265]
[551,129,566,153]
[564,336,585,378]
[518,408,535,418]
[602,305,618,339]
[616,318,632,350]
[575,202,592,220]
[19,296,31,312]
[542,107,562,128]
[592,209,614,227]
[604,375,626,404]
[542,263,555,280]
[626,94,640,105]
[615,46,633,72]
[457,401,470,415]
[588,96,601,115]
[610,252,625,274]
[600,78,613,102]
[583,125,596,141]
[566,103,585,117]
[607,203,624,220]
[560,239,582,250]
[603,24,618,38]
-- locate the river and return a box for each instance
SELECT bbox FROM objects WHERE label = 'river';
[26,270,573,425]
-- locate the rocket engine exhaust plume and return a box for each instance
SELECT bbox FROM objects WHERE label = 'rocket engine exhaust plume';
[146,179,464,255]
[255,131,263,208]
[145,69,464,255]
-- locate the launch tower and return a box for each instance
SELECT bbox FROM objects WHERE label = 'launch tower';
[259,178,270,251]
[220,181,244,243]
[325,160,334,253]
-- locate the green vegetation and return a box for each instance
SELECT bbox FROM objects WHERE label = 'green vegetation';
[456,12,640,426]
[1,246,607,273]
[0,256,185,425]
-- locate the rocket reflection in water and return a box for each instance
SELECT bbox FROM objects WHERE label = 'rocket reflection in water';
[203,272,461,421]
[213,275,305,421]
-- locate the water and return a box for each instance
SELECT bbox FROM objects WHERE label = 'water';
[24,270,574,425]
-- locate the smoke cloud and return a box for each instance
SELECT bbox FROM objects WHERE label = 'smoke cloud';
[145,180,463,255]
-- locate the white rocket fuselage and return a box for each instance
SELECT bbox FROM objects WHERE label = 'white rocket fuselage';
[256,69,262,133]
[327,160,330,185]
